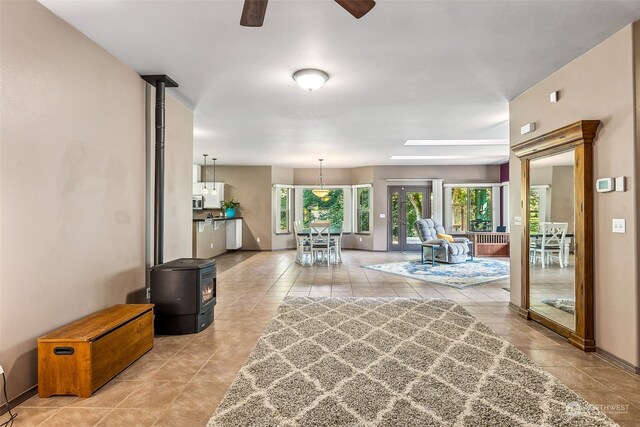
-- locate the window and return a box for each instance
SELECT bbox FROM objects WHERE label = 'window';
[293,186,354,232]
[529,188,540,234]
[451,187,492,232]
[355,187,371,233]
[274,186,292,234]
[302,189,344,229]
[529,185,549,234]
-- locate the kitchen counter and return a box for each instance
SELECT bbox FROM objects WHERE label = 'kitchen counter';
[192,217,243,258]
[193,216,243,222]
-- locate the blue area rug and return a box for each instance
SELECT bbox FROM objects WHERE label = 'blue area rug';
[363,258,510,289]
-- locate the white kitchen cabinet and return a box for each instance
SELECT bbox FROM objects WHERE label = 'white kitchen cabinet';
[203,182,225,209]
[226,219,243,250]
[193,182,205,196]
[193,182,224,207]
[192,165,201,183]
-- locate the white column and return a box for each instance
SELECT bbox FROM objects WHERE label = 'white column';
[431,179,444,224]
[492,185,501,232]
[443,186,453,231]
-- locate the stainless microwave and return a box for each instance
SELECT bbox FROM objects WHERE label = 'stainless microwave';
[192,196,204,210]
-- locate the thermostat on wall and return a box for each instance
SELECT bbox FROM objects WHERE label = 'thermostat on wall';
[596,178,614,193]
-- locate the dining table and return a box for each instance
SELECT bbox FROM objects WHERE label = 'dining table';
[297,228,344,264]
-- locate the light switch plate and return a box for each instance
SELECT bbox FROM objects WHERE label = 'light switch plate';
[612,219,625,233]
[615,176,626,192]
[549,91,559,103]
[379,213,386,219]
[514,216,522,226]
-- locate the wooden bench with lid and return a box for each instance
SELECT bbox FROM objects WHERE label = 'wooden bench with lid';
[38,304,154,398]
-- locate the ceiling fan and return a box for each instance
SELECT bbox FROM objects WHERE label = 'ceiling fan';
[240,0,376,27]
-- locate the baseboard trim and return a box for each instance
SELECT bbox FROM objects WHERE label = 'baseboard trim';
[0,385,37,416]
[508,302,520,313]
[596,347,640,375]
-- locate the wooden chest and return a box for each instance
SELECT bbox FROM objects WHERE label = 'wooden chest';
[37,304,154,398]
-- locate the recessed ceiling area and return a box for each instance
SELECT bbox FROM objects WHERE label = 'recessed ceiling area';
[39,0,640,168]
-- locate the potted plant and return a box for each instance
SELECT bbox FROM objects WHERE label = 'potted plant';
[220,198,240,218]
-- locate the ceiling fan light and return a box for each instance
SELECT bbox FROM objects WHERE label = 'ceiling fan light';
[293,69,329,92]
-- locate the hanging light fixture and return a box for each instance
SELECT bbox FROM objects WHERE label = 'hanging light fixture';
[293,69,329,92]
[312,158,330,198]
[211,157,218,196]
[201,154,209,195]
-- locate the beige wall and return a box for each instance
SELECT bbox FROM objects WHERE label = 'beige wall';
[550,166,575,234]
[0,1,194,401]
[203,166,272,250]
[156,93,194,262]
[293,167,353,186]
[509,24,638,366]
[0,1,147,400]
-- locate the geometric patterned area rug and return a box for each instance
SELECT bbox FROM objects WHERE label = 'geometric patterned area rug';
[363,258,510,289]
[541,298,576,314]
[207,297,615,427]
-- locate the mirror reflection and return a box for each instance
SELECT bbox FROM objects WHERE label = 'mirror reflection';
[528,149,576,331]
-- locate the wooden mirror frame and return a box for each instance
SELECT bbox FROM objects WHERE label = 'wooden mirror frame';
[512,120,600,352]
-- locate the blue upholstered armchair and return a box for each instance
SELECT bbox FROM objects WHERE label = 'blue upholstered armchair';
[414,218,471,264]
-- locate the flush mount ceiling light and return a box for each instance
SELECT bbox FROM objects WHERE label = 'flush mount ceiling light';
[293,69,329,92]
[312,158,330,198]
[201,154,209,195]
[404,139,509,146]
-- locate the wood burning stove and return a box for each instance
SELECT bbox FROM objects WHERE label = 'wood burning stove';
[150,258,216,335]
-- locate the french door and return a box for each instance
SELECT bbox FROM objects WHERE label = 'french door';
[388,186,432,252]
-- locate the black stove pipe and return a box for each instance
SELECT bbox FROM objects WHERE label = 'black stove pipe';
[141,74,178,266]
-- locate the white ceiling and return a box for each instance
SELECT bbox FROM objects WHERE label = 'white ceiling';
[39,0,640,168]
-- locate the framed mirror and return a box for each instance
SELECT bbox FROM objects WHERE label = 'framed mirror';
[512,120,600,351]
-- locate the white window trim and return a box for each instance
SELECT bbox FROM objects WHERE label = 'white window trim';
[273,184,294,234]
[353,184,373,234]
[501,182,510,232]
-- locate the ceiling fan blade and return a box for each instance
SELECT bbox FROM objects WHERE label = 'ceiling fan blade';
[240,0,268,27]
[334,0,376,19]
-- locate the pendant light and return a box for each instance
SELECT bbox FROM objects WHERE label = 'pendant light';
[211,157,218,196]
[201,154,209,195]
[312,159,330,198]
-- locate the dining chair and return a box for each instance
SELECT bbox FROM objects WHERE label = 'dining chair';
[530,222,568,268]
[293,220,311,265]
[309,221,335,266]
[331,225,344,263]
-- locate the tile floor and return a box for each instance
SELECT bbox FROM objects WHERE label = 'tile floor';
[530,253,575,329]
[8,250,640,426]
